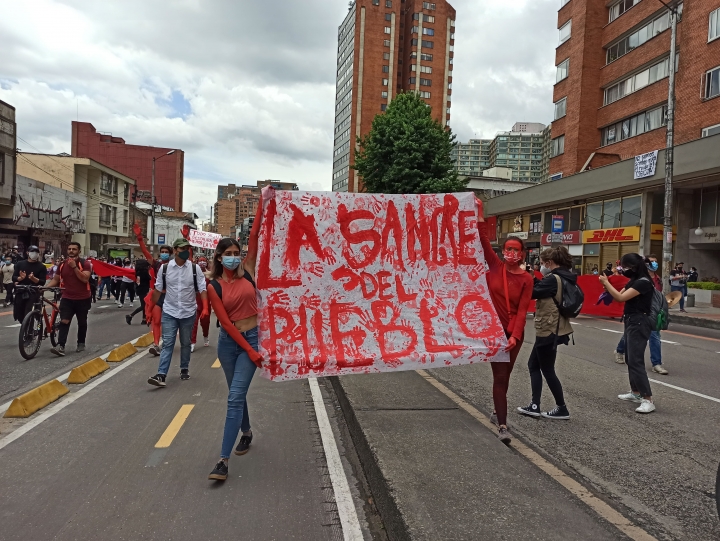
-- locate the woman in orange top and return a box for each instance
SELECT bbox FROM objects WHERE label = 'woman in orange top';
[207,237,263,481]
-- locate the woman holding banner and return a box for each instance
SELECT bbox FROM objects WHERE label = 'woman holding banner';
[477,201,533,445]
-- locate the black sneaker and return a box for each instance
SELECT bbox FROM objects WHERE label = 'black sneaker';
[541,405,570,420]
[148,374,166,387]
[208,460,228,481]
[149,346,160,356]
[180,369,190,381]
[125,315,132,325]
[76,343,85,353]
[234,433,253,455]
[517,403,541,417]
[50,345,65,357]
[141,319,147,325]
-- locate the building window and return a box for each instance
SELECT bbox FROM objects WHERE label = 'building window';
[425,15,435,23]
[702,123,720,137]
[382,65,389,73]
[422,2,436,9]
[386,0,392,7]
[601,105,667,146]
[384,26,391,34]
[384,40,390,47]
[556,58,569,83]
[422,53,433,61]
[450,33,455,40]
[381,104,387,111]
[420,78,431,86]
[423,28,434,36]
[419,91,431,98]
[604,56,674,105]
[606,11,670,64]
[372,0,379,4]
[422,40,434,48]
[412,25,419,34]
[408,77,416,84]
[706,66,720,99]
[383,52,390,60]
[382,78,389,86]
[609,0,638,22]
[385,13,392,21]
[551,135,565,157]
[554,97,567,120]
[411,38,418,46]
[711,8,720,42]
[381,91,388,98]
[559,20,571,44]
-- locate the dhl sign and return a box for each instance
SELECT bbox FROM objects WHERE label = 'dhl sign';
[582,226,641,243]
[650,224,676,241]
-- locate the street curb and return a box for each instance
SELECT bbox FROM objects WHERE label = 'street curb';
[3,380,69,418]
[328,376,411,541]
[66,357,111,385]
[133,332,154,347]
[107,342,138,362]
[671,314,720,331]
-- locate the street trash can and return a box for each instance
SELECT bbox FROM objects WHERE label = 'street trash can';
[686,293,695,308]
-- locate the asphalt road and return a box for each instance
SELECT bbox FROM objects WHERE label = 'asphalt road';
[429,315,720,541]
[0,322,379,541]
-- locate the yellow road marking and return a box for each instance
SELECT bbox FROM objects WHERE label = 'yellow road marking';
[415,370,657,541]
[155,405,195,448]
[212,359,220,368]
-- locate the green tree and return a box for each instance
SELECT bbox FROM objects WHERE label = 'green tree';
[352,92,465,194]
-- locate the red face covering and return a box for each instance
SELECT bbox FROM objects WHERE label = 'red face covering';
[503,241,524,265]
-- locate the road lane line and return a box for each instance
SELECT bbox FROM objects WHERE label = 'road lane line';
[649,379,720,404]
[0,350,149,451]
[154,405,195,448]
[659,340,679,345]
[416,370,657,541]
[601,328,624,334]
[5,323,21,327]
[308,378,363,541]
[212,359,221,368]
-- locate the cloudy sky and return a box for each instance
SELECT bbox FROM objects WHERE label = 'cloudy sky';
[1,0,559,220]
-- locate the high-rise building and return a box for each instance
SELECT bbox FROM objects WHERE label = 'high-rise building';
[332,0,457,193]
[549,0,720,179]
[451,123,549,183]
[71,122,184,211]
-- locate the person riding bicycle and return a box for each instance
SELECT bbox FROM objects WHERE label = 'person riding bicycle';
[44,242,93,356]
[12,245,47,323]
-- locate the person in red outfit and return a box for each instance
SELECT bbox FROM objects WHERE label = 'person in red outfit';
[477,200,534,445]
[191,256,212,351]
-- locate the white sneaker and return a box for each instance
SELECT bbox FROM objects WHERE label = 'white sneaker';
[204,337,210,347]
[190,343,195,353]
[635,399,656,414]
[618,392,642,403]
[652,364,669,375]
[614,351,625,364]
[119,303,124,308]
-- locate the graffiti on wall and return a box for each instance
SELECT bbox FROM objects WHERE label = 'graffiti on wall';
[14,195,86,233]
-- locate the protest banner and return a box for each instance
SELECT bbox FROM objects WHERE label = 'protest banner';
[188,229,223,250]
[254,188,509,381]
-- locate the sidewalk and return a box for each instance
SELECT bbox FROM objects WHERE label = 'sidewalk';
[669,302,720,330]
[331,370,622,541]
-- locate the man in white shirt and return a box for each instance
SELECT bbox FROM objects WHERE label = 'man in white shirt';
[148,238,208,387]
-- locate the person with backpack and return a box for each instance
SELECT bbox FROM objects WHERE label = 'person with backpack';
[517,246,577,420]
[207,236,263,481]
[126,258,151,326]
[147,238,208,387]
[599,253,657,414]
[45,242,93,356]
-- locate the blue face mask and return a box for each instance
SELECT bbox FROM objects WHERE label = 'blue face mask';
[647,261,659,272]
[221,256,241,270]
[160,253,170,261]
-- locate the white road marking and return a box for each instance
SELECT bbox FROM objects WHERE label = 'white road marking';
[5,323,21,327]
[308,378,363,541]
[659,340,679,345]
[570,322,582,326]
[601,328,624,334]
[649,379,720,404]
[0,350,149,451]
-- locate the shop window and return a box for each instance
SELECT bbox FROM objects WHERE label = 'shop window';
[620,196,641,227]
[585,202,603,230]
[602,199,621,228]
[699,188,718,227]
[570,207,582,231]
[651,192,664,224]
[529,213,542,233]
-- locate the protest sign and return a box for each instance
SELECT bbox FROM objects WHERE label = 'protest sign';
[188,229,222,250]
[254,188,508,381]
[634,150,659,179]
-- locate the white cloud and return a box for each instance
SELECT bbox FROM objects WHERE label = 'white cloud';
[0,0,558,219]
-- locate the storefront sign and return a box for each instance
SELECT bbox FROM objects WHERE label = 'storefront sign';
[649,224,677,241]
[551,215,564,233]
[634,150,659,179]
[511,232,529,239]
[582,226,640,243]
[689,226,720,244]
[157,234,166,245]
[541,231,581,245]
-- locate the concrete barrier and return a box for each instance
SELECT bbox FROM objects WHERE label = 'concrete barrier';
[107,342,138,362]
[134,332,154,348]
[4,380,69,418]
[67,357,111,384]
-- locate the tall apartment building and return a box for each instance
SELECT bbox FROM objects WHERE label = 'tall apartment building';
[549,0,720,179]
[451,123,549,182]
[332,0,457,192]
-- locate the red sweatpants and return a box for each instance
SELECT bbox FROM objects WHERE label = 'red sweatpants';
[491,337,523,427]
[152,305,162,346]
[191,311,210,344]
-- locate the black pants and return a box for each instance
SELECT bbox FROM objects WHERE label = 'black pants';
[624,313,652,397]
[111,280,121,300]
[120,281,135,304]
[90,283,97,302]
[58,297,92,347]
[4,283,14,304]
[130,285,149,321]
[13,293,37,323]
[528,336,565,407]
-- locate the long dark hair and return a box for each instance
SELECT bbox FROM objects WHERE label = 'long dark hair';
[210,238,242,280]
[620,253,651,281]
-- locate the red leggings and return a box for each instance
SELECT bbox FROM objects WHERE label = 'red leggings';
[152,305,162,346]
[491,339,523,427]
[191,311,210,343]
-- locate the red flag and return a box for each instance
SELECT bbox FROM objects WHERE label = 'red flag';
[91,259,136,280]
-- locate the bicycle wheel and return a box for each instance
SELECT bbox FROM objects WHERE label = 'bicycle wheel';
[18,310,43,360]
[49,310,61,347]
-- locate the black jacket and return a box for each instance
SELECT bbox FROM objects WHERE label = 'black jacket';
[532,268,577,300]
[12,259,48,286]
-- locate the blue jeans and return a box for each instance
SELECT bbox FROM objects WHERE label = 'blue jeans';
[217,326,258,459]
[617,330,662,366]
[157,312,195,375]
[98,277,112,298]
[670,285,685,310]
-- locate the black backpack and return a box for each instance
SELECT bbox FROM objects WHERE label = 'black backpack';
[553,274,584,319]
[640,277,670,331]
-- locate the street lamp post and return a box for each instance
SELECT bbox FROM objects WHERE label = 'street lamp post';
[151,150,176,250]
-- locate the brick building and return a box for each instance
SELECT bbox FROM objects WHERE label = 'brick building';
[71,121,184,211]
[332,0,456,192]
[549,0,720,178]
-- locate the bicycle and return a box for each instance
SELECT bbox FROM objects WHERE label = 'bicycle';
[15,285,63,360]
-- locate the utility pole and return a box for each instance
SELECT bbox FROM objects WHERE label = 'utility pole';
[150,150,175,253]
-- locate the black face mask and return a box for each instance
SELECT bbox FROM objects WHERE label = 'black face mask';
[623,269,635,278]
